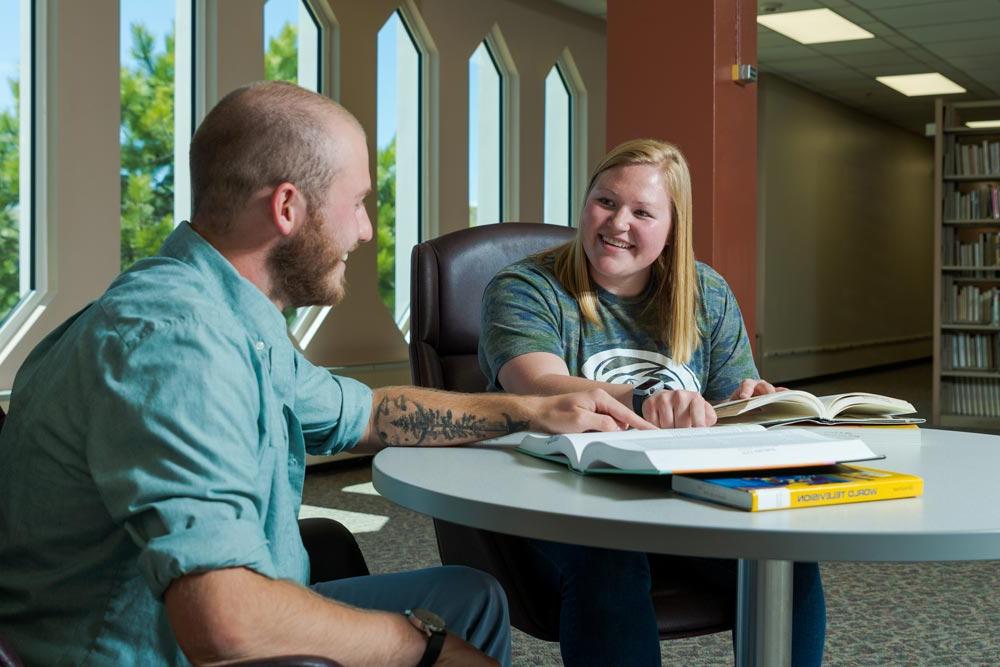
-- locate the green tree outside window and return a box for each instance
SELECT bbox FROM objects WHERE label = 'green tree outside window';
[120,23,175,270]
[377,137,397,312]
[0,78,20,319]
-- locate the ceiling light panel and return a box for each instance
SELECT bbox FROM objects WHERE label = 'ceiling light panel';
[757,9,875,45]
[875,73,966,97]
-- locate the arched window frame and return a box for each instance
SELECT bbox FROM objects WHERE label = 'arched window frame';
[468,24,518,226]
[544,48,587,227]
[0,0,48,362]
[375,1,437,338]
[268,0,344,348]
[175,0,205,232]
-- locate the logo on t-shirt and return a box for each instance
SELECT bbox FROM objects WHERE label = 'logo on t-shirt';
[580,349,701,392]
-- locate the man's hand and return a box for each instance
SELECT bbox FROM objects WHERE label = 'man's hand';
[642,389,717,428]
[435,633,499,666]
[531,389,656,433]
[728,379,785,401]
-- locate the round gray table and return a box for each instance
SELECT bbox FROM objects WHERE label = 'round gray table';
[372,428,1000,666]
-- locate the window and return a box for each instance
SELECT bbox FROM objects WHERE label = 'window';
[468,41,501,227]
[0,0,31,327]
[543,65,571,227]
[263,0,322,93]
[119,0,182,270]
[376,9,422,331]
[263,0,327,335]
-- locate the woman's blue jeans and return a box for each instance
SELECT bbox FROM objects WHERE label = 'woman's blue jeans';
[523,538,825,667]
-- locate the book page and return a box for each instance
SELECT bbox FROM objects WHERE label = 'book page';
[518,425,764,472]
[560,423,764,446]
[517,433,587,467]
[714,390,824,419]
[818,393,916,417]
[579,428,868,473]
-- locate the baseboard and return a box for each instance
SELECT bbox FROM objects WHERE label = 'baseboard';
[760,335,931,384]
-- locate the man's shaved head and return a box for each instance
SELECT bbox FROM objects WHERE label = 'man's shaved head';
[190,81,363,232]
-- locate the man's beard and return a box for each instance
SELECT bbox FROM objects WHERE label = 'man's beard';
[267,210,346,309]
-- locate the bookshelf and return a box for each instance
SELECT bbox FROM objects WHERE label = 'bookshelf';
[933,99,1000,427]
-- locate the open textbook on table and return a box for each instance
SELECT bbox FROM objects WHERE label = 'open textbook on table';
[514,424,881,475]
[713,390,922,427]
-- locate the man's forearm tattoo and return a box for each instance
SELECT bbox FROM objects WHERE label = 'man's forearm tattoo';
[374,393,530,446]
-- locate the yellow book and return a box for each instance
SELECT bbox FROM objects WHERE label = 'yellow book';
[671,464,923,511]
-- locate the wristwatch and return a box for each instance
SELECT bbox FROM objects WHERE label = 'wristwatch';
[632,378,666,416]
[405,607,447,667]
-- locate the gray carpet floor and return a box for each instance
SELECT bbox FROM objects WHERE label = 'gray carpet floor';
[302,361,1000,665]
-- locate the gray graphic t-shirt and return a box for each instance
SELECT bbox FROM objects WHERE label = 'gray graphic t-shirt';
[478,254,758,402]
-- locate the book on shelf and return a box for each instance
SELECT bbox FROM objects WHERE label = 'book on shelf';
[941,227,1000,266]
[943,331,999,371]
[514,424,881,475]
[945,135,1000,177]
[943,183,1000,220]
[936,102,1000,425]
[712,390,922,427]
[941,277,1000,324]
[671,464,923,512]
[942,376,1000,418]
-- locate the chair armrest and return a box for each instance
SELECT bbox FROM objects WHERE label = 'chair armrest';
[298,517,370,584]
[226,656,342,667]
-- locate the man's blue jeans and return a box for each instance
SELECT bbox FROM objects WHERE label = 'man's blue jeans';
[523,538,826,667]
[312,564,512,666]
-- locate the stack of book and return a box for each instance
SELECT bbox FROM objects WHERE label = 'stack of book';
[513,391,924,512]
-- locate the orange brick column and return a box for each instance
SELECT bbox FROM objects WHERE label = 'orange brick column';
[606,0,758,350]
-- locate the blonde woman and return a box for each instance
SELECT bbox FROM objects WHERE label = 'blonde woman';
[479,139,825,666]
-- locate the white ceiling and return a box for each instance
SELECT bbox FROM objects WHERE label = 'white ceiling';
[551,0,1000,134]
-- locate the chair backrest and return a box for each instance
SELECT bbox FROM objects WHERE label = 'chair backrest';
[409,222,575,391]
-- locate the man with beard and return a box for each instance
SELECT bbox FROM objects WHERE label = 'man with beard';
[0,82,646,667]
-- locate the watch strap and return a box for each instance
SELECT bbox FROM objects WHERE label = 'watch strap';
[632,392,646,416]
[416,629,445,667]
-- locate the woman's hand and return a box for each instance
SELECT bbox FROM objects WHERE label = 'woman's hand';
[728,379,784,401]
[533,389,656,433]
[642,389,717,428]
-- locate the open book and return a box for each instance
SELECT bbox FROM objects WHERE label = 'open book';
[712,391,922,427]
[515,424,880,475]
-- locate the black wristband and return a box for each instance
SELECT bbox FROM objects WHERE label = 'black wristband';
[632,392,646,416]
[416,630,445,667]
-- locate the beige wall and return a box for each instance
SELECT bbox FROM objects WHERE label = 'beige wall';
[756,73,934,382]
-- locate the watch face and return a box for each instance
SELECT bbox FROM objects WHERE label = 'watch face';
[410,608,446,634]
[634,378,664,393]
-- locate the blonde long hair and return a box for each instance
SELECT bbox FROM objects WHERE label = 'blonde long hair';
[550,138,700,364]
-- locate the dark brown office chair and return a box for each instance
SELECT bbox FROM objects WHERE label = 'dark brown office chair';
[0,405,351,667]
[409,222,735,641]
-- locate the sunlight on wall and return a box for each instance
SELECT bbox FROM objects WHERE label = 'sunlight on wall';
[544,65,571,226]
[468,41,501,226]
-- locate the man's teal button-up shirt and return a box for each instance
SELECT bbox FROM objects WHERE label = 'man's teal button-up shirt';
[0,222,372,665]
